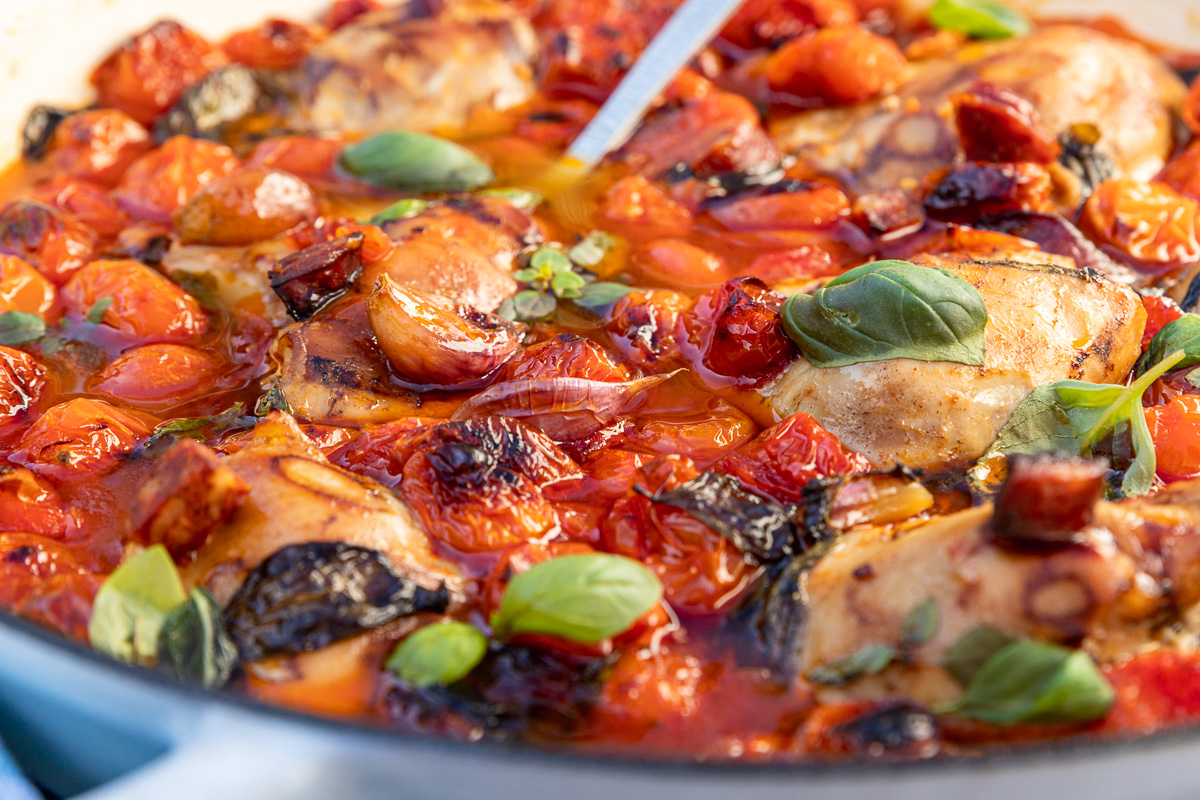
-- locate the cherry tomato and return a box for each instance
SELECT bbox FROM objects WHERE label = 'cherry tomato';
[1145,396,1200,482]
[602,176,694,240]
[31,177,130,238]
[605,288,690,369]
[720,0,858,51]
[222,19,321,69]
[1158,142,1200,200]
[709,184,851,233]
[633,240,729,291]
[0,467,72,538]
[1141,295,1184,349]
[1080,179,1200,275]
[13,398,150,481]
[0,255,57,321]
[0,533,97,611]
[714,413,872,504]
[682,277,797,386]
[591,646,710,741]
[766,26,907,105]
[1097,651,1200,735]
[624,397,758,469]
[0,200,97,285]
[43,109,152,187]
[500,334,628,383]
[0,346,48,439]
[514,100,598,148]
[174,167,318,246]
[745,246,838,283]
[113,136,241,223]
[321,0,382,31]
[246,135,344,184]
[15,572,103,641]
[329,417,437,488]
[88,344,227,412]
[90,20,226,124]
[63,259,209,343]
[1184,77,1200,136]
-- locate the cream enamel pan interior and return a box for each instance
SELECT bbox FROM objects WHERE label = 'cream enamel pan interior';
[0,2,1199,799]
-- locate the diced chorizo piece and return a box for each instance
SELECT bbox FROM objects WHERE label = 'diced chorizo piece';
[991,454,1109,551]
[269,233,364,321]
[951,82,1061,165]
[924,161,1053,224]
[128,438,251,560]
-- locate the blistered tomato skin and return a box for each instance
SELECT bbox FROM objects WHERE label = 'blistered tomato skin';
[1081,180,1200,275]
[0,346,48,438]
[173,167,318,245]
[43,109,152,187]
[0,255,57,321]
[686,278,798,386]
[765,26,907,105]
[113,136,241,223]
[222,19,321,70]
[0,467,72,538]
[90,20,226,124]
[13,398,150,481]
[602,176,694,240]
[31,177,130,238]
[87,344,227,412]
[0,201,98,285]
[1146,397,1200,482]
[63,259,209,343]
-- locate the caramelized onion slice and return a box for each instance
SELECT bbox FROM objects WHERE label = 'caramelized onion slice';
[366,275,523,387]
[450,371,679,443]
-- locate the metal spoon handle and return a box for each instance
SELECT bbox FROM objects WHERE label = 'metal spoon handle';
[565,0,746,168]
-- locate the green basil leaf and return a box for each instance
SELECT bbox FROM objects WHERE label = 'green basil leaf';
[781,260,988,368]
[901,598,939,648]
[928,0,1031,39]
[510,290,557,321]
[0,311,47,346]
[340,131,494,192]
[386,621,487,688]
[145,402,248,449]
[806,643,898,686]
[1135,313,1200,378]
[88,545,188,665]
[941,626,1018,687]
[159,587,238,688]
[369,198,430,225]
[1187,367,1200,389]
[941,640,1113,724]
[550,269,585,299]
[477,188,543,210]
[86,297,113,325]
[567,231,618,268]
[490,554,663,644]
[530,246,573,274]
[574,281,634,311]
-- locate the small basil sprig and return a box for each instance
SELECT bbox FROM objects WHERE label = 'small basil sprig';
[89,545,188,665]
[782,260,988,369]
[490,554,663,644]
[974,349,1187,497]
[1136,313,1200,378]
[938,629,1113,725]
[928,0,1031,39]
[340,131,494,193]
[807,598,940,686]
[159,588,238,688]
[386,621,487,688]
[0,310,46,346]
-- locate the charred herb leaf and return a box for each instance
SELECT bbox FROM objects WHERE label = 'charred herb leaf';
[386,621,487,688]
[0,311,47,346]
[143,403,249,450]
[159,587,238,688]
[490,554,662,645]
[1057,124,1114,202]
[939,639,1113,724]
[224,542,450,661]
[89,545,187,666]
[636,471,796,564]
[941,625,1017,687]
[781,260,988,369]
[254,384,292,416]
[567,231,618,268]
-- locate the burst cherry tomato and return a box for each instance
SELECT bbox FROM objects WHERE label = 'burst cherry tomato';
[1145,396,1200,482]
[683,277,797,386]
[602,176,694,240]
[765,26,907,106]
[63,259,209,343]
[31,177,130,238]
[113,136,241,223]
[88,344,228,412]
[43,109,152,187]
[0,255,57,321]
[13,398,150,481]
[0,346,47,439]
[0,467,72,539]
[720,0,858,51]
[1081,180,1200,275]
[0,200,97,285]
[633,240,729,291]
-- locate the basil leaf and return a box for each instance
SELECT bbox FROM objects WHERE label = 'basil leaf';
[1187,368,1200,389]
[1135,313,1200,378]
[550,269,585,299]
[567,231,618,268]
[86,297,113,325]
[169,270,223,313]
[781,260,988,369]
[806,643,898,686]
[574,281,634,311]
[507,290,557,321]
[928,0,1031,39]
[941,640,1113,724]
[369,198,430,225]
[477,188,543,210]
[490,554,663,644]
[0,311,47,346]
[901,598,939,648]
[531,246,573,274]
[386,621,487,688]
[159,588,238,688]
[941,626,1018,687]
[340,131,494,192]
[88,545,188,665]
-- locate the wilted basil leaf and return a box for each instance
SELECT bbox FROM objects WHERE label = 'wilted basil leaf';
[940,640,1114,724]
[807,643,898,686]
[89,545,187,665]
[159,588,239,688]
[369,198,430,225]
[941,626,1018,687]
[781,260,988,369]
[86,297,113,325]
[504,290,557,321]
[0,311,47,346]
[144,402,248,449]
[490,554,663,644]
[386,621,488,688]
[574,281,634,311]
[254,384,292,417]
[928,0,1031,39]
[340,131,494,192]
[224,542,451,661]
[901,598,939,648]
[1136,313,1200,378]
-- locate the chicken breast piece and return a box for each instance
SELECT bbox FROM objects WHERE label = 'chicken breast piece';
[287,0,537,135]
[765,255,1145,470]
[182,413,464,605]
[772,26,1185,191]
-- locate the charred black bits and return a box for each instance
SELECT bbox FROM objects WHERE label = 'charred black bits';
[835,702,941,758]
[155,65,277,142]
[269,233,365,320]
[22,106,73,162]
[1057,124,1114,203]
[224,542,449,661]
[991,453,1108,551]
